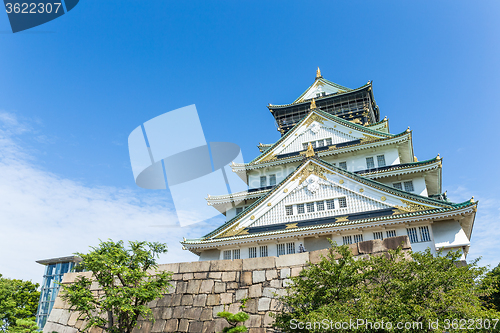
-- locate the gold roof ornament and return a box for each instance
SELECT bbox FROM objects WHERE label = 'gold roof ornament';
[310,98,316,109]
[470,196,475,203]
[306,142,315,157]
[436,153,441,160]
[316,67,322,78]
[414,156,418,162]
[406,126,410,132]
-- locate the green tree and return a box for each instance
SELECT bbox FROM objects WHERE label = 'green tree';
[482,263,500,311]
[274,243,500,332]
[60,240,172,333]
[217,298,249,333]
[0,275,39,332]
[6,319,38,333]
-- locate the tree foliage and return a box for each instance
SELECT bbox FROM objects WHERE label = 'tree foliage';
[217,298,249,333]
[273,243,500,332]
[60,240,172,333]
[482,263,500,312]
[0,275,39,332]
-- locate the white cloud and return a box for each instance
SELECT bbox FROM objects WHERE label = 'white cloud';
[0,111,212,284]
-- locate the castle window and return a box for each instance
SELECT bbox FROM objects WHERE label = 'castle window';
[325,138,332,146]
[404,181,414,192]
[354,234,364,243]
[317,201,325,211]
[377,155,386,167]
[338,197,347,208]
[277,243,286,256]
[285,205,293,216]
[311,141,317,148]
[260,176,266,187]
[366,157,375,169]
[287,242,296,254]
[326,199,335,210]
[223,250,231,260]
[236,207,243,215]
[373,231,383,240]
[306,202,315,213]
[302,143,308,150]
[419,226,431,242]
[260,245,268,257]
[343,236,353,245]
[233,249,240,260]
[297,204,305,214]
[407,227,419,243]
[339,161,347,170]
[386,230,396,238]
[269,174,276,186]
[322,92,326,96]
[249,247,257,258]
[393,182,402,190]
[317,140,324,148]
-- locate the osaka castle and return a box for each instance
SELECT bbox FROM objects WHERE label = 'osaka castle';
[181,68,477,261]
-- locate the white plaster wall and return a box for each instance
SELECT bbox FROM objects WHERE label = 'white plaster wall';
[377,176,428,196]
[215,240,303,260]
[247,163,300,189]
[432,220,470,249]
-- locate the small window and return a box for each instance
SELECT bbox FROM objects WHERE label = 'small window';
[260,176,267,188]
[321,92,326,96]
[377,155,386,167]
[339,161,347,170]
[260,245,268,257]
[302,143,309,150]
[317,140,324,148]
[287,242,295,254]
[354,234,363,243]
[269,174,276,186]
[343,236,353,245]
[338,197,347,208]
[366,157,375,169]
[311,141,317,148]
[249,247,257,258]
[326,199,335,210]
[233,249,240,260]
[419,226,431,242]
[404,181,414,192]
[325,138,332,146]
[285,205,293,216]
[407,228,419,243]
[236,207,243,215]
[223,250,231,260]
[297,204,305,214]
[316,201,325,211]
[393,182,402,190]
[277,243,286,256]
[316,93,321,97]
[306,202,315,213]
[386,230,396,238]
[373,231,383,240]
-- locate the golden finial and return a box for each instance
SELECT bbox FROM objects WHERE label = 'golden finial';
[470,196,475,203]
[306,143,315,157]
[310,98,316,109]
[413,156,418,162]
[436,153,441,160]
[406,126,410,132]
[316,67,322,78]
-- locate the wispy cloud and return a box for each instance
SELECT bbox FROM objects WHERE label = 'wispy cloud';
[0,111,211,284]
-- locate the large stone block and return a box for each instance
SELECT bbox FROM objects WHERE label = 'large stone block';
[252,271,266,283]
[266,269,278,280]
[194,272,207,279]
[247,315,262,328]
[262,287,277,298]
[200,307,213,321]
[151,319,165,332]
[202,320,216,333]
[283,278,293,287]
[179,261,210,273]
[212,305,224,318]
[248,284,262,298]
[171,294,182,306]
[235,289,248,301]
[280,268,290,279]
[264,312,275,327]
[207,294,220,306]
[383,235,411,250]
[185,307,202,320]
[241,271,252,286]
[275,252,309,268]
[157,294,172,307]
[249,328,266,333]
[193,294,207,307]
[61,271,92,284]
[214,318,230,333]
[182,273,194,280]
[172,306,185,319]
[200,279,215,293]
[358,239,384,254]
[242,256,275,271]
[220,292,233,304]
[228,302,242,313]
[291,266,303,277]
[270,279,281,288]
[188,321,203,333]
[67,311,80,326]
[208,272,222,279]
[258,297,271,311]
[309,248,329,264]
[245,298,258,314]
[226,282,238,290]
[181,294,194,306]
[156,262,180,274]
[221,271,236,282]
[214,282,226,293]
[178,319,189,332]
[176,281,188,294]
[187,279,202,294]
[210,259,243,271]
[161,307,173,320]
[164,319,178,332]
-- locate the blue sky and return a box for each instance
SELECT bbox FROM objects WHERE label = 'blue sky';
[0,1,499,283]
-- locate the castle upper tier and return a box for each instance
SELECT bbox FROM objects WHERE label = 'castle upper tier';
[182,68,477,261]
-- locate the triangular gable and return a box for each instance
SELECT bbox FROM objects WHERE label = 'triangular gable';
[211,158,452,239]
[252,110,392,163]
[294,78,352,103]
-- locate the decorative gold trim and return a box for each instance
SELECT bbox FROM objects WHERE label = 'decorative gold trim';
[359,188,364,193]
[394,199,433,212]
[335,216,349,223]
[316,67,322,78]
[339,179,344,184]
[236,228,249,236]
[310,98,316,109]
[306,143,315,157]
[381,196,386,201]
[360,134,379,143]
[283,189,288,193]
[260,153,277,163]
[250,215,255,220]
[291,162,333,185]
[392,209,407,216]
[303,113,325,128]
[285,223,298,229]
[267,203,272,207]
[349,131,352,134]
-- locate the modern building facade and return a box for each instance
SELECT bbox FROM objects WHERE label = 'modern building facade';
[181,69,477,262]
[35,256,81,330]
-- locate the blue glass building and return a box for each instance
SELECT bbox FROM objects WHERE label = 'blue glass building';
[35,256,81,330]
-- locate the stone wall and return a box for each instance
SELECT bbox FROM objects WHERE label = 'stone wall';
[43,236,411,333]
